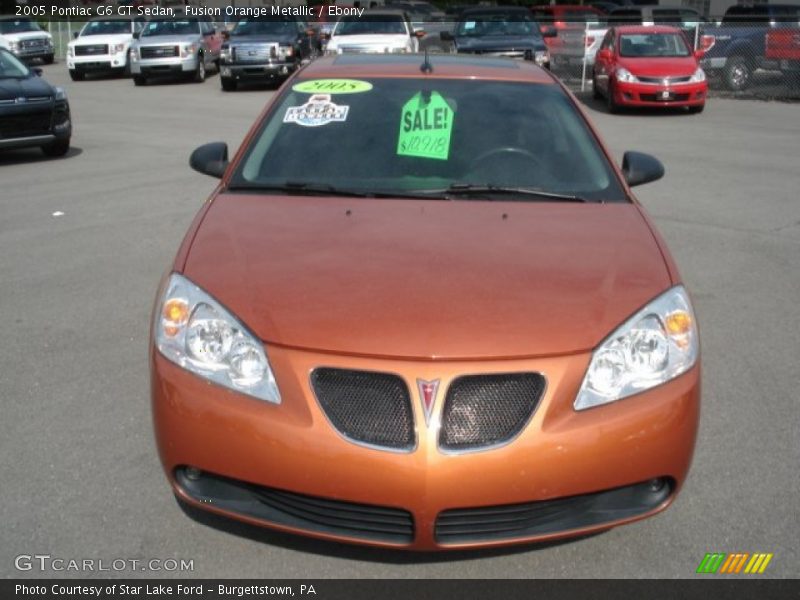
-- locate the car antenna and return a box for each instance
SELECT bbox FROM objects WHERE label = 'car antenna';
[421,48,433,74]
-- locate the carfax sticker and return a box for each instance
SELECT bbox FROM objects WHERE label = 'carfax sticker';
[292,79,373,94]
[397,91,454,161]
[284,94,349,127]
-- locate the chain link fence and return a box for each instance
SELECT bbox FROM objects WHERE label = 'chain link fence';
[549,20,800,101]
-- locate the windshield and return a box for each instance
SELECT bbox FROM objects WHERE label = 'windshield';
[231,78,625,202]
[456,16,540,37]
[0,49,31,78]
[619,33,690,57]
[232,19,299,36]
[81,20,132,36]
[142,19,199,37]
[0,18,41,34]
[335,16,407,36]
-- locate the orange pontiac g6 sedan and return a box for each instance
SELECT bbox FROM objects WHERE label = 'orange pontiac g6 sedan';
[150,54,700,550]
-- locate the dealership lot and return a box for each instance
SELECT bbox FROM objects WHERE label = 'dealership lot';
[0,65,797,577]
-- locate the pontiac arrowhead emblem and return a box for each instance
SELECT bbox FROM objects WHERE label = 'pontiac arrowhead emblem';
[417,379,440,426]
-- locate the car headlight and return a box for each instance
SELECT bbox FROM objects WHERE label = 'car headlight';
[54,87,67,101]
[111,43,126,54]
[534,50,549,66]
[181,43,198,58]
[574,286,698,411]
[689,67,706,83]
[220,45,231,61]
[615,67,639,84]
[67,45,75,57]
[155,273,281,404]
[278,44,294,59]
[9,41,20,52]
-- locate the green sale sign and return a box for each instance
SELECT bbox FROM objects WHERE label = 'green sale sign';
[397,91,454,161]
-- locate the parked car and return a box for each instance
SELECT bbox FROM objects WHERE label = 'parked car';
[325,9,420,55]
[442,6,554,69]
[765,27,800,85]
[700,4,800,91]
[608,6,702,46]
[67,16,146,81]
[529,5,605,67]
[593,25,707,113]
[0,48,71,157]
[152,53,700,551]
[0,16,54,64]
[130,17,223,86]
[219,17,320,92]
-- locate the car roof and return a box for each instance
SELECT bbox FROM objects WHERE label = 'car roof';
[612,25,684,34]
[296,54,557,85]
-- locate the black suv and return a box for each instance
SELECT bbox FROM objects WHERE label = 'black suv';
[0,49,71,157]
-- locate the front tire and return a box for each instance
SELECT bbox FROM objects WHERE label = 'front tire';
[220,77,237,92]
[133,75,146,86]
[41,139,70,157]
[592,74,601,100]
[193,55,206,83]
[42,54,54,65]
[606,80,619,114]
[69,70,85,82]
[122,50,132,77]
[724,56,751,92]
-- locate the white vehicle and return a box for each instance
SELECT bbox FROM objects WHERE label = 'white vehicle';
[67,17,145,81]
[0,17,54,64]
[561,23,609,68]
[326,10,420,55]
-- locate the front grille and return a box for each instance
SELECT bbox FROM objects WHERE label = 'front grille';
[435,479,674,544]
[75,44,108,56]
[637,75,693,84]
[311,368,415,451]
[640,93,691,102]
[439,373,545,451]
[21,38,48,49]
[0,111,52,139]
[339,45,376,54]
[232,44,274,63]
[140,45,179,59]
[176,468,415,544]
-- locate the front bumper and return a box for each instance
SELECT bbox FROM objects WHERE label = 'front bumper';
[613,80,707,107]
[0,101,71,150]
[131,55,199,76]
[68,54,128,72]
[151,343,700,550]
[12,44,53,60]
[220,60,297,80]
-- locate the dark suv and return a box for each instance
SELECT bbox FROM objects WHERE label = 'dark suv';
[0,48,72,157]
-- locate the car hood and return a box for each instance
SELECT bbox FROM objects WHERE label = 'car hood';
[71,34,133,46]
[182,195,672,359]
[618,56,699,77]
[0,75,53,101]
[136,34,199,46]
[330,34,409,46]
[229,34,295,46]
[1,30,51,42]
[455,35,546,52]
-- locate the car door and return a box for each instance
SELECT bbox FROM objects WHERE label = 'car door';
[594,29,614,92]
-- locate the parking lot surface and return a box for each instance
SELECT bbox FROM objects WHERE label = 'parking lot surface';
[1,65,797,578]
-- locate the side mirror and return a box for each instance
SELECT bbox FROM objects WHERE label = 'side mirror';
[73,31,80,39]
[190,142,229,179]
[133,31,141,40]
[597,48,612,61]
[414,29,426,38]
[440,30,454,42]
[621,151,664,187]
[540,26,557,38]
[222,30,230,40]
[694,48,704,59]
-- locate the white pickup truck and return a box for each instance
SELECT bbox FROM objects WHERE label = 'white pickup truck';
[0,16,55,64]
[67,17,145,81]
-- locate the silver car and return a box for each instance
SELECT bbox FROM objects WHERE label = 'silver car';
[130,18,223,85]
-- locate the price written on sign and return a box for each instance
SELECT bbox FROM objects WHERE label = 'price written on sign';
[397,91,454,161]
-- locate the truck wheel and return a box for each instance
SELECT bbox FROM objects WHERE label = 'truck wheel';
[193,55,206,83]
[221,77,237,92]
[41,139,70,158]
[122,50,132,77]
[724,56,751,92]
[69,71,85,82]
[43,54,55,65]
[133,75,146,86]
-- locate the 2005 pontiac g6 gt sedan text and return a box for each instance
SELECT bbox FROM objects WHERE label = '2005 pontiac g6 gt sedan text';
[150,54,701,551]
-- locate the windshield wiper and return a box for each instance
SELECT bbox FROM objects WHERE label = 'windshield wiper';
[226,181,442,200]
[418,184,590,202]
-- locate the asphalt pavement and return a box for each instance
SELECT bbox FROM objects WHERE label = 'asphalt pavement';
[1,64,798,578]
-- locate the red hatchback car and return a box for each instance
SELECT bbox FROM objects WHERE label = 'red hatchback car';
[593,25,707,113]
